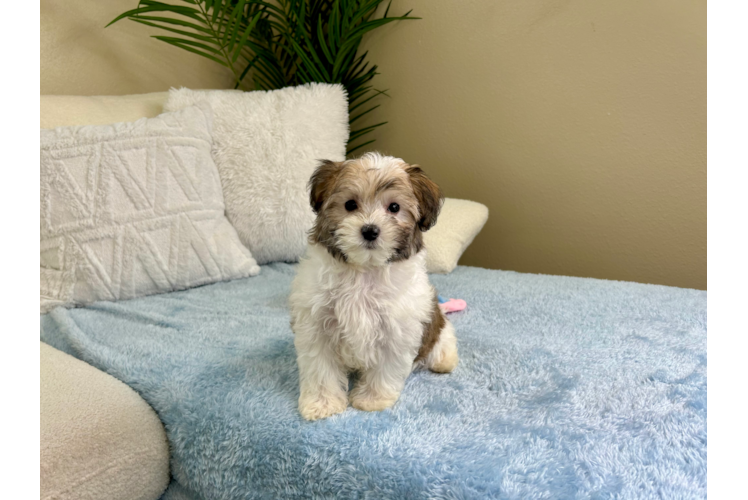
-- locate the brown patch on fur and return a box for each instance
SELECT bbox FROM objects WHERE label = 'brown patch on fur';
[388,223,423,263]
[414,294,446,362]
[308,205,348,262]
[375,178,406,194]
[404,166,444,231]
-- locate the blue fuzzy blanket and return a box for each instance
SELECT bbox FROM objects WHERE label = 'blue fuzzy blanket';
[40,264,706,499]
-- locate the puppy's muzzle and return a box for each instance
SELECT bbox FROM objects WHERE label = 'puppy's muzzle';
[361,225,380,242]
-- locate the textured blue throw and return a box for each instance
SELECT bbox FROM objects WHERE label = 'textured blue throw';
[40,264,707,499]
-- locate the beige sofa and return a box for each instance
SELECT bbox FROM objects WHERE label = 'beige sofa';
[40,343,170,500]
[40,0,230,495]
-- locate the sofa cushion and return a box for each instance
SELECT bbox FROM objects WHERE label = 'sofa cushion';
[40,342,169,500]
[41,92,169,130]
[40,103,259,311]
[165,84,349,264]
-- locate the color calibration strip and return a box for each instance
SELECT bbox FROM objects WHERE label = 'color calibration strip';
[706,291,720,500]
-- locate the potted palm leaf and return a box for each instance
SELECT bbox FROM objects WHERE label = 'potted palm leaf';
[109,0,418,155]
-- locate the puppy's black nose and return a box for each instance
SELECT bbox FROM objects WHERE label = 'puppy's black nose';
[361,225,380,241]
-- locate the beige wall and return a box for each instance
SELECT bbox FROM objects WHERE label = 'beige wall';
[41,0,706,289]
[359,0,706,289]
[41,0,234,95]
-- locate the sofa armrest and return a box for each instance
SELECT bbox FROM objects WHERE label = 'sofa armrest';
[41,342,170,500]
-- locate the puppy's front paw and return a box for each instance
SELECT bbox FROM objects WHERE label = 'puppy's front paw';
[299,394,347,421]
[350,391,399,412]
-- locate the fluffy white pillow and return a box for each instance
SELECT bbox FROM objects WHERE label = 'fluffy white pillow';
[41,92,169,129]
[424,198,489,274]
[40,103,260,312]
[165,84,349,264]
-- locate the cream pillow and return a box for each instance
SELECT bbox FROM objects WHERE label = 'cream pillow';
[165,84,349,264]
[425,198,489,274]
[41,92,169,129]
[40,103,260,312]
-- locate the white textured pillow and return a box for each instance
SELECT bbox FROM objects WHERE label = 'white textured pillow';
[424,198,489,274]
[165,84,349,264]
[41,92,169,129]
[40,103,260,312]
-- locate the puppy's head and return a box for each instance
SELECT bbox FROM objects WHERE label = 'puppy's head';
[308,153,443,267]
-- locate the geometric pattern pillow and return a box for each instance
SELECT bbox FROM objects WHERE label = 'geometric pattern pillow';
[40,103,260,313]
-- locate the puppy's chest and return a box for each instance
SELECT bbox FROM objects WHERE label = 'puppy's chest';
[327,275,396,337]
[319,273,417,362]
[330,290,396,368]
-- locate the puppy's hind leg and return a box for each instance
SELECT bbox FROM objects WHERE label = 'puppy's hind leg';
[426,320,459,373]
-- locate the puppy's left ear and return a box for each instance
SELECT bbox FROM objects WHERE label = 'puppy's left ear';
[406,165,444,231]
[309,160,344,213]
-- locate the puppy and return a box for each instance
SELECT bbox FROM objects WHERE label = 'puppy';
[289,153,458,421]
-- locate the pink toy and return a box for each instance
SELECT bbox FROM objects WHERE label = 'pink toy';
[438,298,467,314]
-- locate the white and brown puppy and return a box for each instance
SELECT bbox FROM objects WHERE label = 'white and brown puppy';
[289,152,458,421]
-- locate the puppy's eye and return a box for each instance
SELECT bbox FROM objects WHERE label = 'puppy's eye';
[345,200,358,212]
[388,202,400,213]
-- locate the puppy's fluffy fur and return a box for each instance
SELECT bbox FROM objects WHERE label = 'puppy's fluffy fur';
[289,153,458,420]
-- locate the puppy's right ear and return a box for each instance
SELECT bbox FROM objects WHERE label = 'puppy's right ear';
[309,160,344,213]
[405,165,444,231]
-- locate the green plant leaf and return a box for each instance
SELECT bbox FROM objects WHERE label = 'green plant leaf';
[349,103,380,124]
[330,0,341,49]
[288,38,329,81]
[112,0,419,152]
[236,60,257,88]
[350,15,420,39]
[131,19,221,46]
[301,33,332,81]
[349,88,389,113]
[225,0,248,51]
[132,15,214,35]
[346,139,376,156]
[232,11,262,63]
[316,14,334,64]
[152,36,228,66]
[345,51,369,81]
[107,3,203,27]
[211,0,224,24]
[153,35,222,54]
[348,121,387,142]
[383,0,392,19]
[347,0,384,28]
